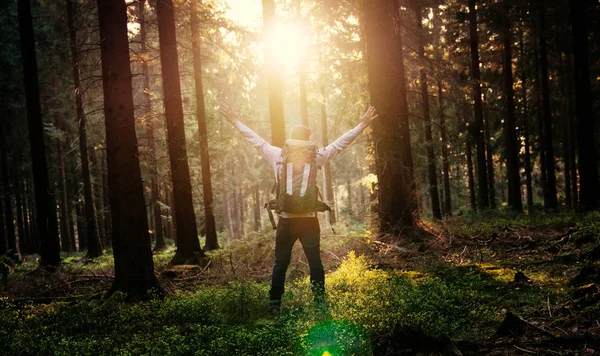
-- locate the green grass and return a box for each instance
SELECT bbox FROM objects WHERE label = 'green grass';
[3,212,597,355]
[1,250,563,355]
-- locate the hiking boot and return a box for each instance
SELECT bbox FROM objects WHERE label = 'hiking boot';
[268,300,281,317]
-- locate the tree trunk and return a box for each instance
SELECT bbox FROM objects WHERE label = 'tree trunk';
[466,136,477,210]
[138,0,165,252]
[54,114,73,253]
[560,54,572,208]
[17,0,60,268]
[0,175,5,256]
[156,0,205,264]
[190,0,218,251]
[1,121,19,261]
[97,0,161,298]
[101,151,112,249]
[363,0,417,235]
[536,0,557,210]
[25,179,40,252]
[519,25,534,213]
[320,82,336,224]
[570,0,598,210]
[438,81,452,216]
[467,0,489,209]
[15,177,26,254]
[65,160,77,251]
[66,0,102,257]
[483,111,496,209]
[416,5,441,220]
[253,184,261,231]
[501,3,522,211]
[262,0,286,147]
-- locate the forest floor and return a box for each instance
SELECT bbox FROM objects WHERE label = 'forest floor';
[1,211,600,355]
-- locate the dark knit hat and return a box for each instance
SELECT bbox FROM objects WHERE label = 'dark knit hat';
[290,125,311,141]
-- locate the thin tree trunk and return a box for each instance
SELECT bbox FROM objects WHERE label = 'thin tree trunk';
[97,0,161,298]
[253,184,261,231]
[570,0,598,210]
[519,24,534,213]
[346,179,353,218]
[1,121,19,260]
[54,114,73,253]
[262,0,286,146]
[501,2,523,211]
[560,54,572,208]
[190,0,218,251]
[416,5,441,220]
[466,136,477,210]
[438,81,452,216]
[66,160,77,251]
[320,82,336,224]
[17,0,60,268]
[25,178,39,252]
[238,188,245,238]
[14,176,26,255]
[484,111,496,209]
[468,0,489,209]
[101,151,111,249]
[536,0,557,210]
[363,0,417,235]
[66,0,102,257]
[297,3,309,128]
[156,0,205,264]
[138,0,165,252]
[224,160,234,240]
[0,150,7,256]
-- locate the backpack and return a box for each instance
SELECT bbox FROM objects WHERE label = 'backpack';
[266,140,331,217]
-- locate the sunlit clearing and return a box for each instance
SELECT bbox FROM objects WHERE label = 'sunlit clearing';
[267,21,310,72]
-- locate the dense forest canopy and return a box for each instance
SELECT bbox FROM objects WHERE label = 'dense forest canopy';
[1,0,600,353]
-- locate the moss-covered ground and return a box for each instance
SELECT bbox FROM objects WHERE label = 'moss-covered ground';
[1,212,600,355]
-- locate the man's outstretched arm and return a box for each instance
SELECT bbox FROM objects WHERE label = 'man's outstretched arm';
[317,106,378,166]
[219,105,281,168]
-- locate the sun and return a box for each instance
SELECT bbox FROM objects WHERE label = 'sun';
[266,20,311,72]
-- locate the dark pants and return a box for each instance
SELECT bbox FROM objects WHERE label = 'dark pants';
[269,217,325,303]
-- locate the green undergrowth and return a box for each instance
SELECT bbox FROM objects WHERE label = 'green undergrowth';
[1,251,561,355]
[446,210,600,237]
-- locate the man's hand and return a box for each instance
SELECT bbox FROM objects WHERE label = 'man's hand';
[360,106,379,126]
[219,104,240,125]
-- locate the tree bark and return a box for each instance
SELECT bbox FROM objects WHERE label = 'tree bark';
[253,184,261,231]
[363,0,417,235]
[0,174,5,256]
[156,0,205,264]
[1,120,19,261]
[416,5,441,220]
[519,24,534,213]
[138,0,165,252]
[54,115,73,253]
[66,0,102,257]
[438,81,452,216]
[97,0,161,298]
[501,2,522,211]
[483,110,496,209]
[320,82,336,224]
[190,0,218,251]
[467,0,489,209]
[15,177,27,254]
[536,0,557,210]
[466,135,477,210]
[17,0,60,268]
[570,0,598,210]
[262,0,286,147]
